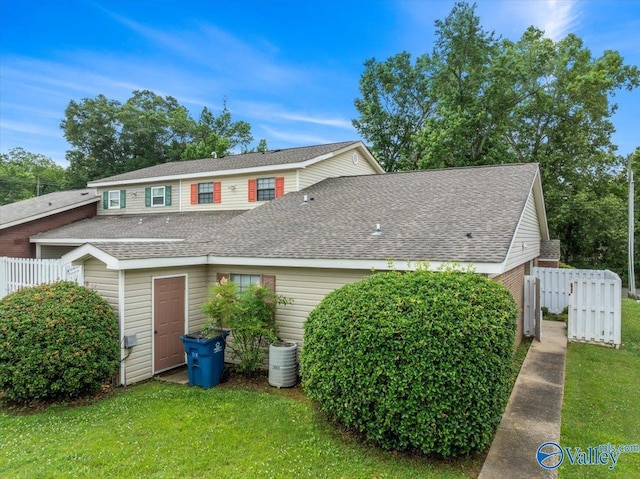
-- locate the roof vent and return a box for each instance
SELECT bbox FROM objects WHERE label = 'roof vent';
[211,151,217,159]
[466,232,473,239]
[372,224,382,236]
[302,194,309,204]
[137,218,143,225]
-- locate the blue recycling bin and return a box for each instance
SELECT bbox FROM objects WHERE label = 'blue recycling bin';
[180,330,229,389]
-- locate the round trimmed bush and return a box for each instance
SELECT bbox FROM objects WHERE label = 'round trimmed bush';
[0,281,119,402]
[300,269,517,457]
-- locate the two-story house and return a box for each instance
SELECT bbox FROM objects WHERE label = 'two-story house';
[33,141,550,386]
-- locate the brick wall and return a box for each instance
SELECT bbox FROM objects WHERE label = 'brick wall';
[0,203,97,258]
[494,263,525,347]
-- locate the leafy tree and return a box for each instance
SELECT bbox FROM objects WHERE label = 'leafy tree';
[180,101,253,160]
[62,94,123,188]
[62,90,259,187]
[353,1,640,274]
[353,52,434,171]
[0,148,66,205]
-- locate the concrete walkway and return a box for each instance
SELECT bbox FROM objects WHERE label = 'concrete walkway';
[478,320,567,479]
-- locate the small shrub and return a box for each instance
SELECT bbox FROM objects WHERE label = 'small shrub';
[300,270,516,457]
[0,281,119,403]
[203,279,292,377]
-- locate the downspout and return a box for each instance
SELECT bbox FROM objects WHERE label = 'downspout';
[119,270,126,385]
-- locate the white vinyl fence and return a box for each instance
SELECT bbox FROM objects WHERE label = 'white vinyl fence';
[568,276,621,348]
[0,257,83,299]
[532,267,621,347]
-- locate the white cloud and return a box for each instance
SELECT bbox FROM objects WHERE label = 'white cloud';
[236,101,354,130]
[258,125,339,146]
[0,119,60,137]
[496,0,582,41]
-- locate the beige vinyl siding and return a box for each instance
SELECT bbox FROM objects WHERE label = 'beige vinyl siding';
[83,258,119,311]
[38,245,77,259]
[298,149,379,189]
[97,181,180,216]
[209,265,369,347]
[122,265,209,384]
[504,192,541,271]
[180,171,298,212]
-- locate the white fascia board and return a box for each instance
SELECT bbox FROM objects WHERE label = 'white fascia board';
[504,175,538,268]
[62,243,208,271]
[61,244,121,269]
[533,169,550,240]
[31,238,184,244]
[296,142,385,174]
[0,197,100,230]
[207,255,505,274]
[117,256,208,270]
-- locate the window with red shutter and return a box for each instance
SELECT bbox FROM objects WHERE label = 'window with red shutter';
[190,184,198,205]
[275,177,284,198]
[214,182,222,204]
[248,179,257,202]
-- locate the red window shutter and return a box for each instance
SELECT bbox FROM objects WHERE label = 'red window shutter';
[261,274,276,292]
[190,184,198,205]
[248,179,257,202]
[214,182,222,204]
[216,273,230,284]
[275,177,285,198]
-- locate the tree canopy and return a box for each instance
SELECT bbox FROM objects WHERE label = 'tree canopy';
[353,1,639,277]
[62,91,259,188]
[0,147,66,206]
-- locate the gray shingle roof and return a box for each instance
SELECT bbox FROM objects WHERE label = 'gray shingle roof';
[88,141,360,185]
[0,189,99,229]
[540,239,561,260]
[56,163,541,265]
[89,241,213,260]
[32,211,243,242]
[206,163,540,263]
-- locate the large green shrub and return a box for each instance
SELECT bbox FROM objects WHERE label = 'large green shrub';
[300,269,517,457]
[0,281,119,402]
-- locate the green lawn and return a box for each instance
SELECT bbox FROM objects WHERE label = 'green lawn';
[559,298,640,478]
[0,327,532,479]
[0,379,484,479]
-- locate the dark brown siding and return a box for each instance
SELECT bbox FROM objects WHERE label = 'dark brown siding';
[538,260,560,268]
[494,263,525,347]
[0,202,97,258]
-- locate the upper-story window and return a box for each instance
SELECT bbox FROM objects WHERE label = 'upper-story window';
[145,186,171,207]
[249,176,284,202]
[108,190,121,209]
[257,178,275,201]
[190,182,220,205]
[103,190,126,210]
[151,186,165,206]
[198,183,213,204]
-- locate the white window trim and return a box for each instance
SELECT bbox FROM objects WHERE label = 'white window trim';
[108,190,121,209]
[151,186,165,207]
[256,177,275,201]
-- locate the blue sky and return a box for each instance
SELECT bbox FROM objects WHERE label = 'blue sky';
[0,0,638,166]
